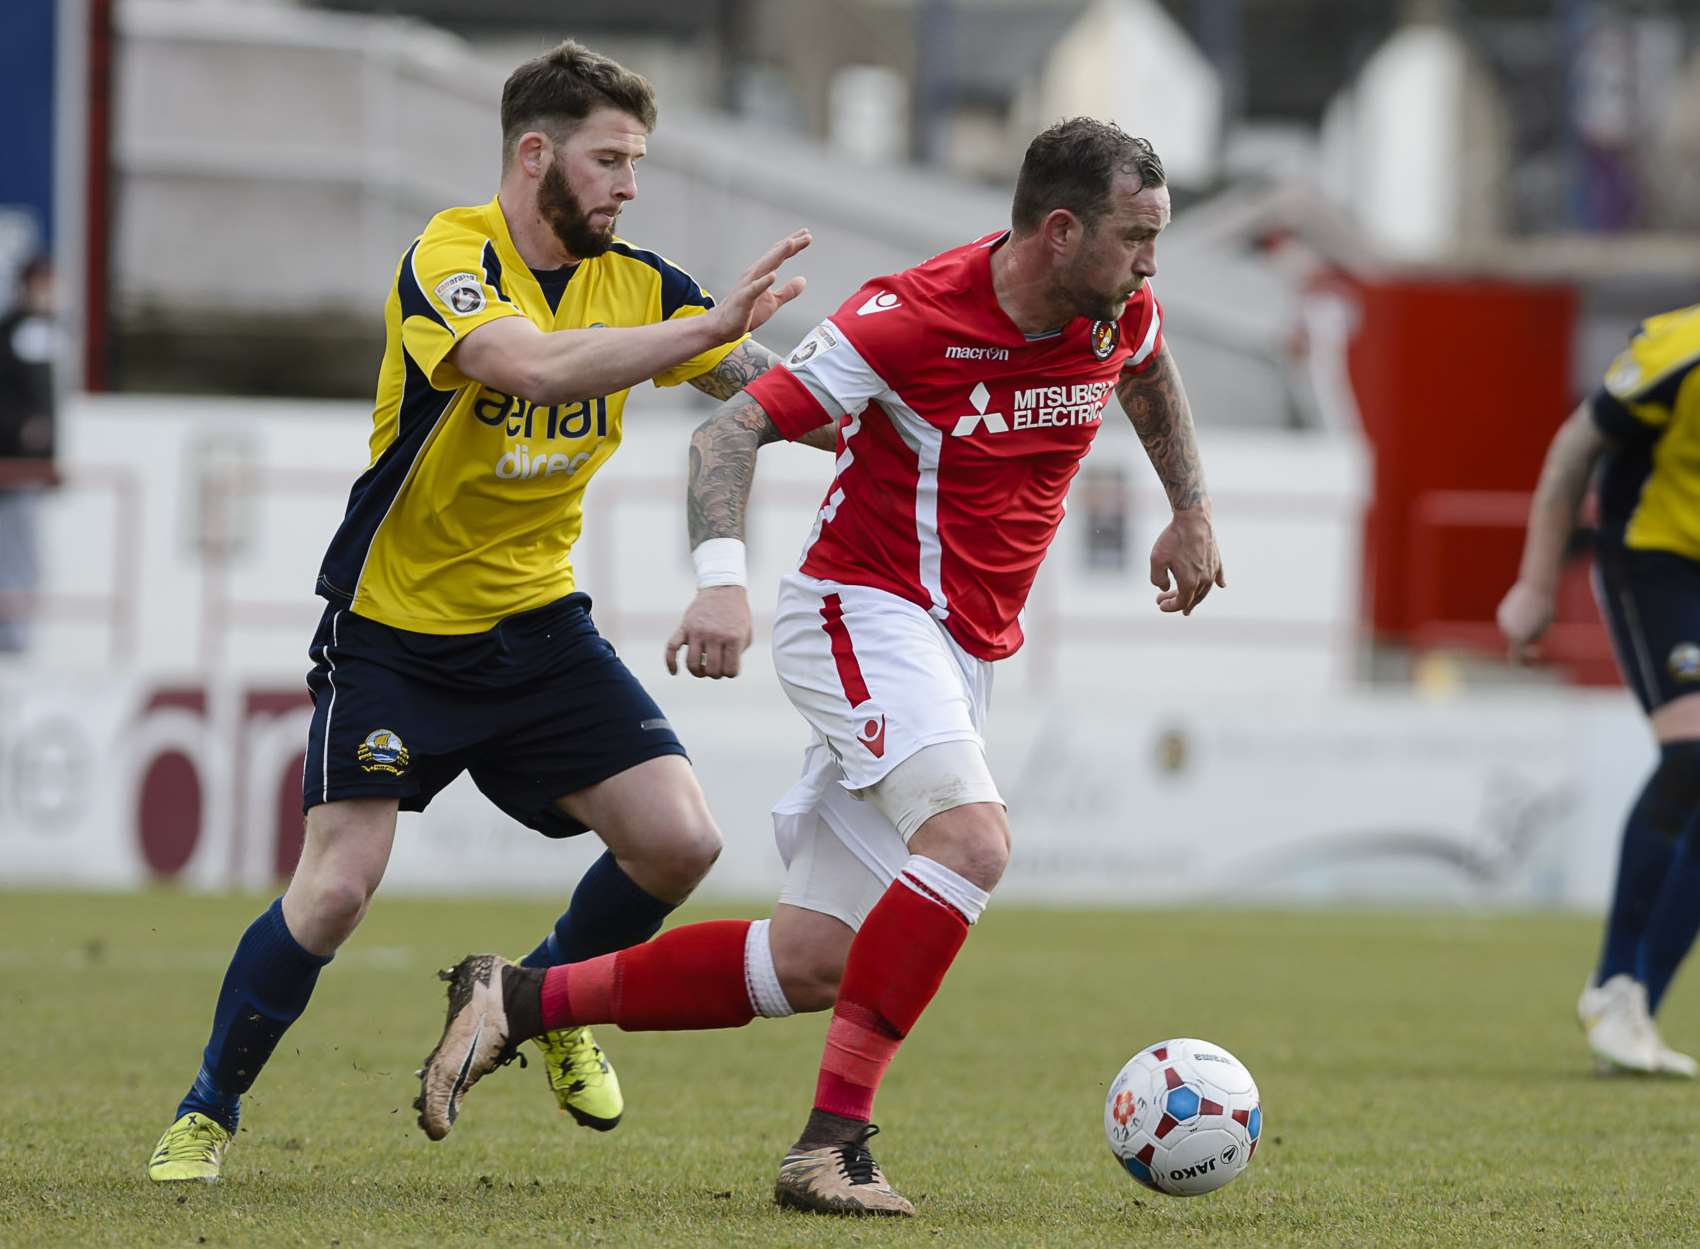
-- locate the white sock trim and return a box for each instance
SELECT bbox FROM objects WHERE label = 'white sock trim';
[899,854,990,924]
[743,918,795,1018]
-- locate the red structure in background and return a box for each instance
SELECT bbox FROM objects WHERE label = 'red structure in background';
[1338,276,1618,685]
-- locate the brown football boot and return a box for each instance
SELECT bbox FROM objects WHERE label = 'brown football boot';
[773,1124,915,1217]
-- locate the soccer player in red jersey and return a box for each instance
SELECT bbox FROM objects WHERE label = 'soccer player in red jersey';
[416,119,1223,1216]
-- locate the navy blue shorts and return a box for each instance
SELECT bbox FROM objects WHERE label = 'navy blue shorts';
[1594,537,1700,714]
[302,593,687,837]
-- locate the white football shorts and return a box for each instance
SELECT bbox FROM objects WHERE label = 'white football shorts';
[770,572,1004,929]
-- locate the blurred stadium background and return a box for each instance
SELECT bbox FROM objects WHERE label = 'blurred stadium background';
[1,0,1698,911]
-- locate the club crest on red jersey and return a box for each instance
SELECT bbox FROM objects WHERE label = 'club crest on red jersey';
[1090,319,1120,361]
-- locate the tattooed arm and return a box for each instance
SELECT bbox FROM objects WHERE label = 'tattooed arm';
[1116,342,1206,511]
[688,341,836,450]
[1115,342,1225,614]
[688,340,782,401]
[665,388,829,678]
[684,390,784,550]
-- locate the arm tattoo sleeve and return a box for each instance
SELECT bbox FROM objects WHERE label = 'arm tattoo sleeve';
[689,338,836,451]
[687,340,783,401]
[687,391,784,547]
[1115,343,1207,511]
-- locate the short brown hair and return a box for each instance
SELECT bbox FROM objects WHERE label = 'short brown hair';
[501,40,658,164]
[1011,119,1165,235]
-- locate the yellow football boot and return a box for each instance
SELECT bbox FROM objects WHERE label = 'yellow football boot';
[533,1026,622,1130]
[147,1112,231,1182]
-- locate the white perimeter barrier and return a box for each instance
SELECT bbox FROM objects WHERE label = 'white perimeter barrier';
[0,668,1645,910]
[0,393,1646,908]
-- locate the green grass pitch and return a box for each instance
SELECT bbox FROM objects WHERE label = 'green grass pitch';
[2,891,1697,1247]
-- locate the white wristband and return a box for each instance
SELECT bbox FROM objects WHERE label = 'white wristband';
[692,538,747,589]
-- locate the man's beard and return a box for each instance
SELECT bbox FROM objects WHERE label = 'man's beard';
[1075,287,1127,323]
[538,159,615,259]
[1061,231,1137,322]
[1064,261,1133,322]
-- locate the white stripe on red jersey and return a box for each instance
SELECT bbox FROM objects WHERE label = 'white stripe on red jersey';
[748,231,1165,661]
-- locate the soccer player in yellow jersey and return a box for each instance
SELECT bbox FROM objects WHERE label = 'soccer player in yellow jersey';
[148,41,817,1181]
[1500,302,1700,1077]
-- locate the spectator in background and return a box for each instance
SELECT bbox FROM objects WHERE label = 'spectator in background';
[0,255,58,654]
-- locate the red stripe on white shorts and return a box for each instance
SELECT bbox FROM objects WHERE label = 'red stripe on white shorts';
[818,593,872,707]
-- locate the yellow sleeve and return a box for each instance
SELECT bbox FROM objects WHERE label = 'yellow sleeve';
[398,228,524,390]
[611,246,740,388]
[652,311,746,389]
[1599,306,1700,434]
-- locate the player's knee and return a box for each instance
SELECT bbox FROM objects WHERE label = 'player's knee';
[671,816,724,881]
[870,742,1007,885]
[688,818,726,872]
[1643,739,1700,840]
[286,872,372,951]
[959,819,1011,885]
[639,816,723,899]
[777,967,840,1014]
[911,804,1010,892]
[772,944,843,1014]
[312,874,374,930]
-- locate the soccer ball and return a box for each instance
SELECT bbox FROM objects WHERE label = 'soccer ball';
[1104,1037,1261,1196]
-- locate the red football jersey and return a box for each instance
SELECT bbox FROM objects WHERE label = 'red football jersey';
[746,231,1164,661]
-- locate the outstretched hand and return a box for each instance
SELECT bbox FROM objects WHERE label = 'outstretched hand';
[711,229,811,341]
[1149,506,1225,615]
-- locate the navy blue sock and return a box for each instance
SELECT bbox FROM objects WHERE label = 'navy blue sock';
[521,851,677,969]
[1597,759,1685,984]
[176,898,332,1132]
[1638,830,1700,1014]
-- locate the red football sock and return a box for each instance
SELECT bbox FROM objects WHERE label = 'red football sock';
[813,874,970,1122]
[539,919,756,1032]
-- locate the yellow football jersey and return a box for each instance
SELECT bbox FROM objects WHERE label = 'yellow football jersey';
[316,196,739,633]
[1592,304,1700,562]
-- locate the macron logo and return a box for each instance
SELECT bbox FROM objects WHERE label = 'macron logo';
[950,382,1008,437]
[856,714,887,758]
[856,291,901,316]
